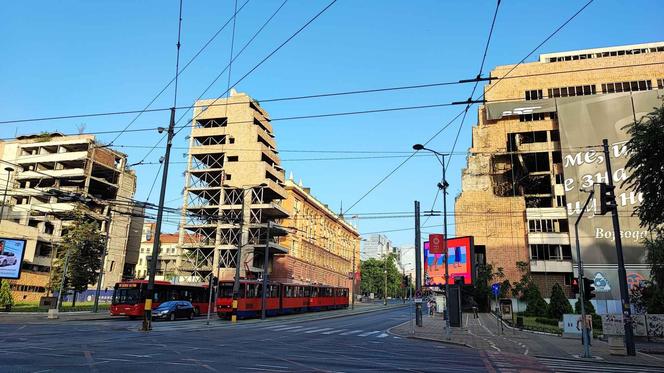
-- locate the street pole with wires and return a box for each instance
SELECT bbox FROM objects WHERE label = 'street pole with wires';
[92,211,112,313]
[141,0,183,332]
[261,222,272,320]
[0,167,14,223]
[575,188,594,358]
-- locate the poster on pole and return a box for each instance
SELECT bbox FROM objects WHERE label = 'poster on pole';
[0,237,27,280]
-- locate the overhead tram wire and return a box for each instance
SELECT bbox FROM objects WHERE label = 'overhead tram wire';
[422,0,501,229]
[345,0,595,215]
[106,0,252,147]
[2,60,661,127]
[135,0,289,166]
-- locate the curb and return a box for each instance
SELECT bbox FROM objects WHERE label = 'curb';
[534,354,664,369]
[386,319,472,349]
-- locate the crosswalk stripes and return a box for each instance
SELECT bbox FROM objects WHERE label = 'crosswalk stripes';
[322,329,346,335]
[339,330,362,336]
[357,331,381,337]
[304,327,333,334]
[536,356,664,373]
[254,325,401,340]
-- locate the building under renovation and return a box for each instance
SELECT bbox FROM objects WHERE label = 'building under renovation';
[0,133,143,298]
[455,42,664,299]
[177,90,289,283]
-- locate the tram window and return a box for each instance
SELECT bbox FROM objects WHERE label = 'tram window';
[303,287,311,297]
[285,286,293,298]
[310,288,319,297]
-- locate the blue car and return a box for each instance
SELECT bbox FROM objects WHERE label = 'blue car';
[152,301,195,321]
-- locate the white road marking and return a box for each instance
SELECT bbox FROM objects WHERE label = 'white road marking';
[358,331,381,337]
[322,329,346,335]
[340,330,363,335]
[287,326,317,332]
[304,327,333,333]
[271,326,304,331]
[377,333,389,338]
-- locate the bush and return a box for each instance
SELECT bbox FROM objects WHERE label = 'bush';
[535,317,560,326]
[547,283,573,320]
[0,280,14,310]
[524,283,548,316]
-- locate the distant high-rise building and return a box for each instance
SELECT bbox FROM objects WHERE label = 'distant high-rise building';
[361,234,393,260]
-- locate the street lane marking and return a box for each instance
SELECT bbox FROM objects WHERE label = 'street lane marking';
[377,333,389,338]
[322,329,346,335]
[255,364,288,369]
[358,331,381,337]
[339,330,363,335]
[271,326,304,331]
[287,327,318,332]
[304,327,333,333]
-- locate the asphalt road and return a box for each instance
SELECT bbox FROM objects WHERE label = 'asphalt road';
[1,306,495,373]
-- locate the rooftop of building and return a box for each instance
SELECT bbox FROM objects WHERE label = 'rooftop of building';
[538,41,664,63]
[284,177,359,237]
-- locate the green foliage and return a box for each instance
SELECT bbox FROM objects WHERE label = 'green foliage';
[359,254,402,298]
[50,212,105,295]
[535,317,560,326]
[631,280,664,314]
[0,280,14,308]
[574,298,596,314]
[547,283,573,320]
[472,264,505,312]
[524,283,548,316]
[511,261,533,300]
[645,230,664,287]
[622,104,664,231]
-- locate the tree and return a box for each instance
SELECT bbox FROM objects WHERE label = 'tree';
[574,297,596,315]
[623,103,664,231]
[359,254,401,299]
[472,263,505,312]
[623,103,664,313]
[511,261,532,300]
[0,279,14,311]
[547,283,572,320]
[50,212,105,306]
[524,282,547,317]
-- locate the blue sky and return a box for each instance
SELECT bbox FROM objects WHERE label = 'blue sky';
[2,1,662,246]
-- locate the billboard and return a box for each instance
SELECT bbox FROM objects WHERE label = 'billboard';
[0,237,27,280]
[424,236,474,286]
[558,90,662,299]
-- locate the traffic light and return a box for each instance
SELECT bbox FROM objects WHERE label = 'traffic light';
[598,183,616,215]
[571,278,579,295]
[583,277,595,300]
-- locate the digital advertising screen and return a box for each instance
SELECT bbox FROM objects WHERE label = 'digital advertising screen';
[424,236,474,286]
[0,237,27,280]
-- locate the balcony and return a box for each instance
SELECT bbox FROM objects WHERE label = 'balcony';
[526,207,568,220]
[527,232,570,245]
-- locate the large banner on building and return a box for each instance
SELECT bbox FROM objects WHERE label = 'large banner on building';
[0,237,27,279]
[424,237,474,286]
[557,90,663,298]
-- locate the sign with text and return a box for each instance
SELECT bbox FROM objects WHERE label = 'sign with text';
[557,90,661,298]
[424,237,474,286]
[0,237,26,280]
[428,234,444,254]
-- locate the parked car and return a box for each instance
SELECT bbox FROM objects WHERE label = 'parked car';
[0,251,17,267]
[152,301,195,321]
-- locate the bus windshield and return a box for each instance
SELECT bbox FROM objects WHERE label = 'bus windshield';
[218,283,234,298]
[112,287,141,305]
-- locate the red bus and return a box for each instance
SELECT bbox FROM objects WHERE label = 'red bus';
[110,280,211,318]
[216,280,349,319]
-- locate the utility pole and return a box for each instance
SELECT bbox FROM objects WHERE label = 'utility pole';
[92,210,112,313]
[602,139,636,356]
[414,200,422,327]
[0,167,14,223]
[383,254,388,306]
[440,155,451,340]
[261,222,272,319]
[351,243,356,310]
[142,0,182,331]
[142,109,177,332]
[575,189,594,358]
[231,190,247,323]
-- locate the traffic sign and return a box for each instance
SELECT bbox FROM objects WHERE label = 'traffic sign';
[415,290,422,298]
[414,298,423,304]
[491,283,500,297]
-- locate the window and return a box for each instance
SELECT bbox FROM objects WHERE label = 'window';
[227,156,239,162]
[525,89,543,101]
[556,195,567,207]
[550,130,560,142]
[552,151,562,163]
[658,79,664,90]
[519,113,547,122]
[601,80,653,93]
[530,244,570,260]
[548,85,596,98]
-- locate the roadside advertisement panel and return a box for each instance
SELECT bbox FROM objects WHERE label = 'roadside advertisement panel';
[424,237,474,285]
[0,237,27,279]
[557,90,662,298]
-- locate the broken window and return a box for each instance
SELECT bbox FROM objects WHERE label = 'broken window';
[550,130,560,142]
[525,196,553,208]
[522,152,550,172]
[523,175,552,195]
[519,113,546,122]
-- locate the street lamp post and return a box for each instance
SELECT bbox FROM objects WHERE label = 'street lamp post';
[575,188,594,359]
[0,167,15,223]
[413,144,451,340]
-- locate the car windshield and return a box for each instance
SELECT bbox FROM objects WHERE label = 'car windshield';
[157,301,177,308]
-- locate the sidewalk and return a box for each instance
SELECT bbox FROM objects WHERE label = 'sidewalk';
[389,311,664,366]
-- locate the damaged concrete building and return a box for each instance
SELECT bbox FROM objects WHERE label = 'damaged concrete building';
[0,132,143,299]
[455,42,664,297]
